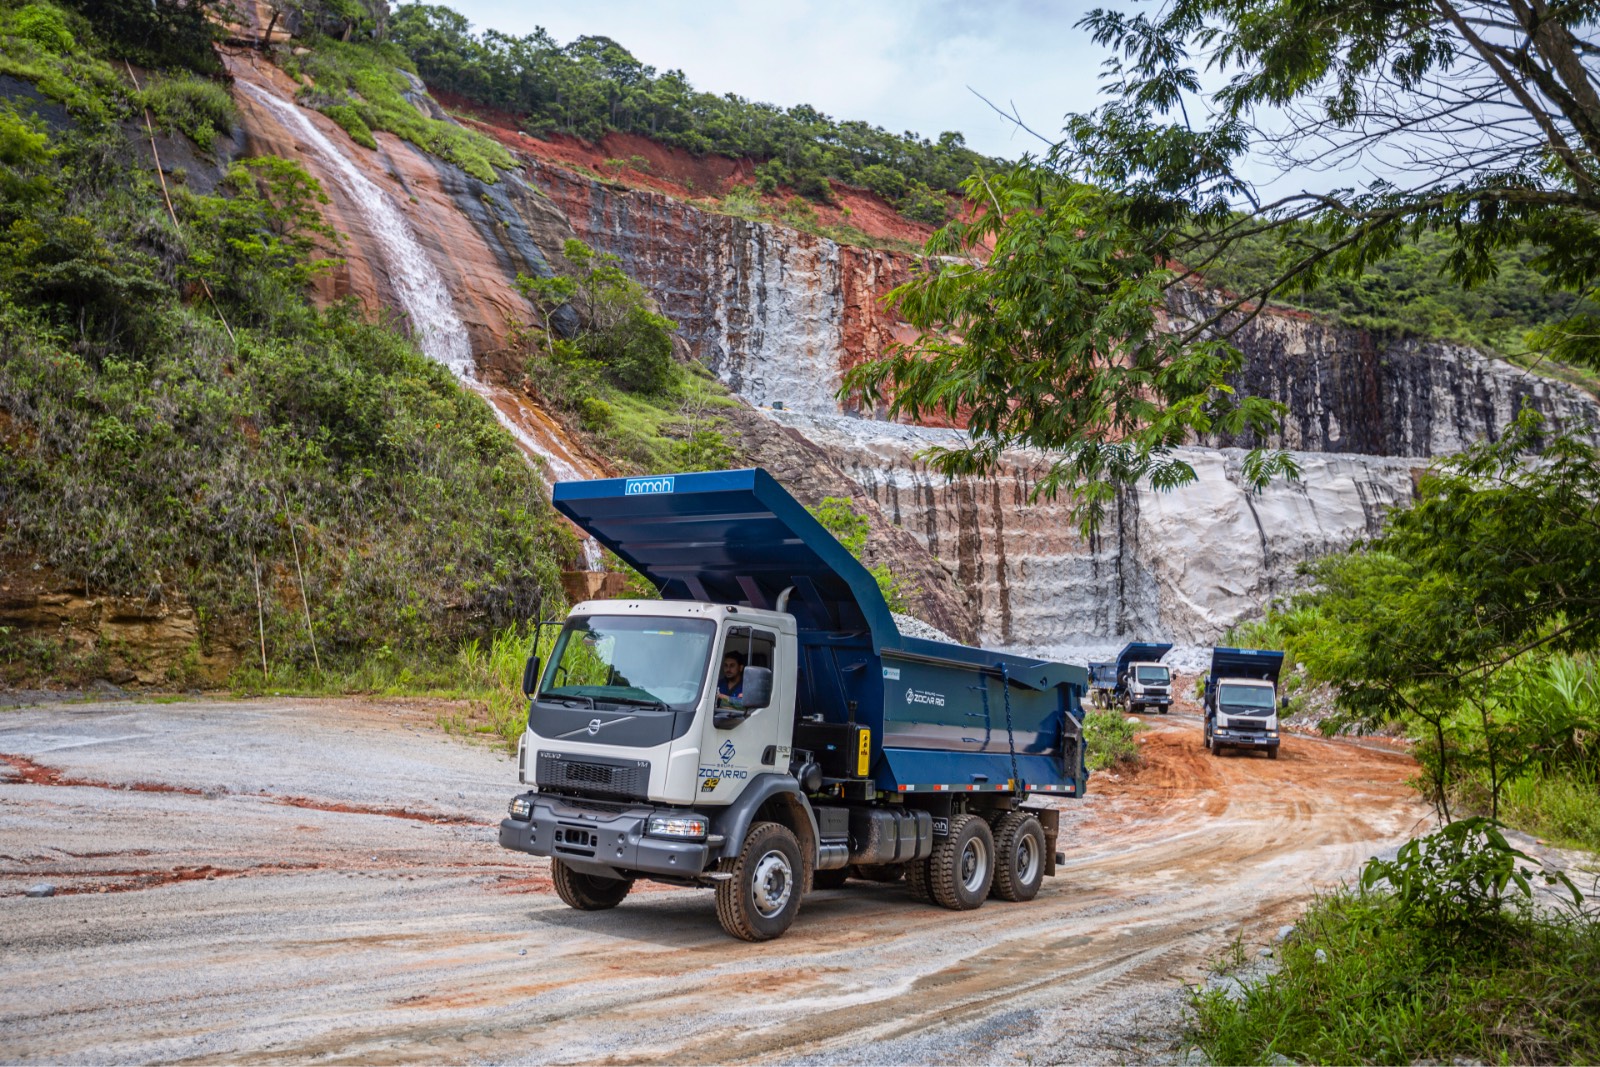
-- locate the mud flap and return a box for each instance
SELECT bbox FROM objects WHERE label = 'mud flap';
[1027,806,1061,877]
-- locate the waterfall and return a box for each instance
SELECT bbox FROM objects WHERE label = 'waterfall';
[240,82,602,567]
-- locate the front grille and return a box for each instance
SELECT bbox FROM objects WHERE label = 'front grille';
[1143,688,1169,698]
[536,752,650,799]
[1223,707,1272,718]
[1223,719,1266,732]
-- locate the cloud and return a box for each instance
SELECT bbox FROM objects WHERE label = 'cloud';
[439,0,1108,160]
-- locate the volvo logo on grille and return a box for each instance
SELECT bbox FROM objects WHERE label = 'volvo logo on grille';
[586,718,602,736]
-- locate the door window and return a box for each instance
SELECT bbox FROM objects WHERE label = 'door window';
[717,625,776,712]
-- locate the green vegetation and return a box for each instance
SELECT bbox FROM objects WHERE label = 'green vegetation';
[1190,820,1598,1065]
[1248,411,1600,850]
[806,497,918,614]
[1192,226,1600,395]
[282,35,514,182]
[1083,707,1145,771]
[388,4,995,221]
[514,238,740,475]
[848,0,1600,521]
[0,1,573,687]
[136,72,237,151]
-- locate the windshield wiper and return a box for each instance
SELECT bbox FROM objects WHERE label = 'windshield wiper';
[600,695,671,711]
[539,693,596,709]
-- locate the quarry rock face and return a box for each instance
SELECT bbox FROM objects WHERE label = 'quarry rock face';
[221,61,1600,658]
[1167,291,1600,454]
[765,411,1420,656]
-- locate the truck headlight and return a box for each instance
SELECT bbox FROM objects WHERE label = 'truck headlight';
[646,814,708,840]
[1215,729,1230,736]
[507,796,534,820]
[1267,731,1278,738]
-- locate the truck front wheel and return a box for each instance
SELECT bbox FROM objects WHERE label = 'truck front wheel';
[990,812,1046,902]
[1268,746,1280,760]
[551,859,632,911]
[715,821,803,941]
[928,814,995,910]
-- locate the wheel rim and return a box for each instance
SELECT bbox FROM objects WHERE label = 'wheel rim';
[751,849,793,918]
[1014,831,1040,886]
[959,836,989,894]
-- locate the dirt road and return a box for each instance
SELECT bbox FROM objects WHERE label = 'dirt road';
[1,697,1425,1064]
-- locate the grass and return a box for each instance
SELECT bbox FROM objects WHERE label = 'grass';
[1083,706,1146,771]
[284,36,514,183]
[136,72,236,151]
[1497,768,1600,853]
[1189,888,1600,1065]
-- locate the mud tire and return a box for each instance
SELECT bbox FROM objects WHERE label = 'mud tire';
[928,814,995,910]
[551,859,632,911]
[1268,746,1280,760]
[715,821,802,942]
[851,863,904,883]
[812,866,850,890]
[990,812,1046,902]
[904,857,935,903]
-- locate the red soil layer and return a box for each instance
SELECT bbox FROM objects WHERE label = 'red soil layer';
[436,91,941,249]
[0,753,203,795]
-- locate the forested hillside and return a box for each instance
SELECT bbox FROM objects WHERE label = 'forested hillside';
[0,0,572,686]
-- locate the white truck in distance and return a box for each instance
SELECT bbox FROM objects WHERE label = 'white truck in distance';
[1114,642,1174,713]
[1202,647,1287,758]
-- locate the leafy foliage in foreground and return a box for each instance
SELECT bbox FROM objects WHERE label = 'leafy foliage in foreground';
[388,3,991,221]
[1249,412,1600,846]
[0,1,572,684]
[1083,707,1145,771]
[1191,820,1599,1066]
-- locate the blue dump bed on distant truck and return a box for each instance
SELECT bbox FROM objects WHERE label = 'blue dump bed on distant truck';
[499,468,1088,940]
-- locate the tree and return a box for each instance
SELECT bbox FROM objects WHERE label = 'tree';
[1273,410,1600,820]
[843,0,1600,525]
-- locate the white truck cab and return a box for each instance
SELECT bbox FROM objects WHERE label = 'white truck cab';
[1202,647,1287,758]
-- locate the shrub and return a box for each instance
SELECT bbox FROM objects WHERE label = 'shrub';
[1083,707,1145,770]
[138,74,237,151]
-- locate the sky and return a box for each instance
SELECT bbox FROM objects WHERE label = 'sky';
[437,0,1114,163]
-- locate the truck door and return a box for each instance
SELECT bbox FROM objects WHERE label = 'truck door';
[701,625,786,802]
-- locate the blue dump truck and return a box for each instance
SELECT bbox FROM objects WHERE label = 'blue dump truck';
[499,469,1088,941]
[1086,661,1118,708]
[1202,647,1287,758]
[1114,641,1175,713]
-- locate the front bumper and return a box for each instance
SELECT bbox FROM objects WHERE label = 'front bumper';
[1214,732,1278,747]
[498,792,712,880]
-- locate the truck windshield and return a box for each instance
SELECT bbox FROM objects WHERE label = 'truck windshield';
[540,616,716,711]
[1135,666,1170,685]
[1218,683,1276,708]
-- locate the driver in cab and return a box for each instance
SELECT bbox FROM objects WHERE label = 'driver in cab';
[717,650,746,708]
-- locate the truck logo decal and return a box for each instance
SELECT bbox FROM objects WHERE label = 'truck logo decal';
[700,777,719,792]
[931,817,949,837]
[882,666,901,680]
[699,766,748,781]
[719,740,736,764]
[556,717,623,739]
[586,718,602,736]
[625,475,675,495]
[905,688,946,707]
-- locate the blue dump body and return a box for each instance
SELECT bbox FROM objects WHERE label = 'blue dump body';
[553,468,1088,798]
[1087,662,1117,689]
[1115,642,1174,677]
[1209,647,1285,685]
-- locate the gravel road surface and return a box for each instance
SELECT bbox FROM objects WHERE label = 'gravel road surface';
[1,696,1425,1064]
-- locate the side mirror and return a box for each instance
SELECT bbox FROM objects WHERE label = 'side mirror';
[741,666,774,710]
[1280,695,1289,710]
[521,654,541,698]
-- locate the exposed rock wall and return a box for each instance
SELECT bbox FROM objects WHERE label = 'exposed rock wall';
[1167,291,1600,455]
[526,161,913,412]
[767,411,1421,655]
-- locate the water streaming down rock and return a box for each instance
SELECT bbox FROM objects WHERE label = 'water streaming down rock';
[238,82,602,566]
[765,409,1420,658]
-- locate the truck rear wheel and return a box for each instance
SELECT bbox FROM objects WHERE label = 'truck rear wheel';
[551,859,632,911]
[928,814,995,910]
[715,821,802,942]
[990,812,1046,902]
